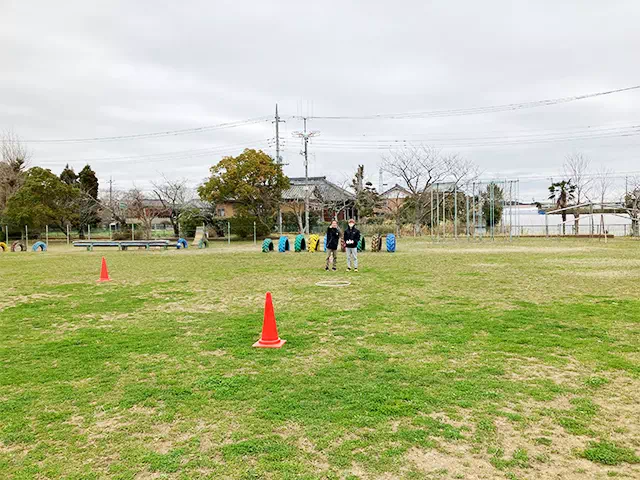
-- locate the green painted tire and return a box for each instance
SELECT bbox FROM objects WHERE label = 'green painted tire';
[262,238,274,252]
[294,234,306,252]
[357,237,365,252]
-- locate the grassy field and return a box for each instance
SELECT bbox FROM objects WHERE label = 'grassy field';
[1,238,639,479]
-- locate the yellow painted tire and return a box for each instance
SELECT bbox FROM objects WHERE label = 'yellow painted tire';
[0,242,7,252]
[308,234,320,252]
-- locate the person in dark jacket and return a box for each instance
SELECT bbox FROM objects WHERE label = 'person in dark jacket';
[325,220,340,271]
[344,218,361,272]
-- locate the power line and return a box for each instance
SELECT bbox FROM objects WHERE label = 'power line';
[21,116,272,144]
[303,126,640,150]
[36,138,271,165]
[290,85,640,120]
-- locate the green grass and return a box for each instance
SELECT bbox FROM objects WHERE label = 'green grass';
[1,238,639,479]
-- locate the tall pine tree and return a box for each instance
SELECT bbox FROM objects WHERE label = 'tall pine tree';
[77,165,100,237]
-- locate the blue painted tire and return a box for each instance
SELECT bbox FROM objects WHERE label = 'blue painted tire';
[278,236,290,252]
[323,236,327,252]
[176,238,188,249]
[32,241,47,252]
[386,234,396,253]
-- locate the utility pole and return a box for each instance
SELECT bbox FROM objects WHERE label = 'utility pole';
[274,104,286,234]
[293,118,319,236]
[109,177,113,222]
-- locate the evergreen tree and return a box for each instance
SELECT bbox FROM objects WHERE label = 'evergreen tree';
[60,164,78,185]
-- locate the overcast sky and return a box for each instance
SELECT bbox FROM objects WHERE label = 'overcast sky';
[2,1,639,201]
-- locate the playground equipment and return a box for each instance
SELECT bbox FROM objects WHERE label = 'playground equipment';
[176,238,188,249]
[371,234,382,252]
[193,226,209,249]
[386,233,397,252]
[294,234,306,252]
[32,241,47,252]
[253,292,286,348]
[278,236,290,252]
[357,237,366,252]
[11,241,26,252]
[73,240,171,251]
[262,238,274,252]
[0,242,7,252]
[308,234,321,252]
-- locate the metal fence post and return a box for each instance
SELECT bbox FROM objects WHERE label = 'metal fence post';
[454,186,458,239]
[5,225,7,245]
[227,222,231,245]
[67,224,70,245]
[253,221,256,245]
[25,225,29,249]
[46,225,49,246]
[88,225,91,241]
[132,224,135,240]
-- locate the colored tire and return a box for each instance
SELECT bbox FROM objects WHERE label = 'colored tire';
[386,233,396,253]
[0,242,7,252]
[340,238,346,252]
[323,236,327,252]
[371,234,382,252]
[11,241,26,252]
[294,234,306,252]
[308,234,320,252]
[198,238,209,249]
[176,238,188,249]
[278,236,290,252]
[262,238,274,253]
[357,237,365,252]
[32,241,47,252]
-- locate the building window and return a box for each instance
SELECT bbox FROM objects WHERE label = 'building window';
[217,208,226,217]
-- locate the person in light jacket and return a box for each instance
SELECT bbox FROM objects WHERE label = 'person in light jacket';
[343,218,360,272]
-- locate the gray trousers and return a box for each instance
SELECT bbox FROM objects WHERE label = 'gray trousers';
[326,249,337,269]
[346,247,358,269]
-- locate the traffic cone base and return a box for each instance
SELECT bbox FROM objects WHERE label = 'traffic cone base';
[253,292,285,348]
[253,338,286,348]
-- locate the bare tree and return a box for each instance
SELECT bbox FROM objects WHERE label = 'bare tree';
[623,176,640,237]
[124,188,160,239]
[98,188,128,226]
[564,153,592,234]
[288,199,306,233]
[152,175,191,236]
[0,131,29,210]
[594,166,614,207]
[382,145,477,235]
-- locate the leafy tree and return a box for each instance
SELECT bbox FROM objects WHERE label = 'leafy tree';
[60,164,78,185]
[481,183,504,229]
[4,167,79,231]
[549,180,576,234]
[77,165,100,238]
[198,149,289,230]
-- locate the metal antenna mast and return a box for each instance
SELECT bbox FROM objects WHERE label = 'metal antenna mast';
[273,104,286,234]
[293,117,319,236]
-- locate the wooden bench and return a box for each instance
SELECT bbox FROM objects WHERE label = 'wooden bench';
[73,240,171,251]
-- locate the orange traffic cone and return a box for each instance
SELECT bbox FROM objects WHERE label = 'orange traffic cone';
[98,257,111,282]
[253,292,286,348]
